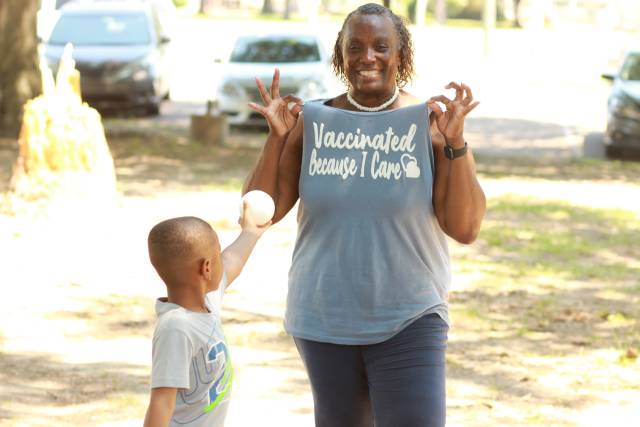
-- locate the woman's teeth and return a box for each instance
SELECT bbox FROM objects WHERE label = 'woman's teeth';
[359,70,379,77]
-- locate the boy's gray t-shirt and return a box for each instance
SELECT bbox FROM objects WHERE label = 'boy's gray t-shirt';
[285,100,451,345]
[151,273,231,427]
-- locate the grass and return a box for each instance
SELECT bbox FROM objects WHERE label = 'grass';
[476,156,640,183]
[467,195,640,284]
[449,193,639,377]
[104,122,263,194]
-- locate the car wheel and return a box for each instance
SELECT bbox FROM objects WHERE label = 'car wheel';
[605,145,626,159]
[146,103,160,116]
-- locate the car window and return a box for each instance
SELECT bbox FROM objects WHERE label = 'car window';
[230,36,321,63]
[620,54,640,81]
[49,12,151,46]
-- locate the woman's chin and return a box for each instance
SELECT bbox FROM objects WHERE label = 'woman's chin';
[352,80,389,95]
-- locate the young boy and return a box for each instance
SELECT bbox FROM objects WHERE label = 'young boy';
[143,205,269,427]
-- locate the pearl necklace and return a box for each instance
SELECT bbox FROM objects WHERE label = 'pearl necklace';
[346,86,399,112]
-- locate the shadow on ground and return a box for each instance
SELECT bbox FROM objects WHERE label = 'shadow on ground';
[0,352,148,420]
[445,196,639,413]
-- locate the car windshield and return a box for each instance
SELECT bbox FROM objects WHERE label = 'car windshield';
[620,54,640,81]
[48,12,151,46]
[230,36,321,63]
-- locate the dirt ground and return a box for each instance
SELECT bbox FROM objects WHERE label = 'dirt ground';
[1,117,640,427]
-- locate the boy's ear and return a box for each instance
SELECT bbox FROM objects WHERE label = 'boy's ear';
[201,258,212,279]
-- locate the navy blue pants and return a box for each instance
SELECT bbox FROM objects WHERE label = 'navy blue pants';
[294,313,448,427]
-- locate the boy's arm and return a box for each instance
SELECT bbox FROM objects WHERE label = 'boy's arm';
[217,199,271,288]
[143,387,177,427]
[220,229,262,286]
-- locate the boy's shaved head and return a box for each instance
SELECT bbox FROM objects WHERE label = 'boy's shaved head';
[148,216,220,286]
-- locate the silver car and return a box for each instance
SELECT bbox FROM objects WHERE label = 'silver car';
[215,33,339,126]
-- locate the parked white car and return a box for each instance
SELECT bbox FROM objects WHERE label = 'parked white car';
[215,33,340,126]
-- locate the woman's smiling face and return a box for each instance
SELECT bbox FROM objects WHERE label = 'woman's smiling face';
[342,13,400,99]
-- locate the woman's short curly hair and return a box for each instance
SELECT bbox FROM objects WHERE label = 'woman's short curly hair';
[331,3,415,88]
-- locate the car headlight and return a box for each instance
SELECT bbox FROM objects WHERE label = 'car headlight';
[298,79,327,100]
[112,54,156,82]
[219,81,243,98]
[610,94,640,120]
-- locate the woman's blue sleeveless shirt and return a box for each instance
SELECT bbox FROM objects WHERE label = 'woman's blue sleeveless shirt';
[284,100,451,345]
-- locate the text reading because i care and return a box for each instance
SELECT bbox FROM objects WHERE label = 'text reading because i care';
[309,121,419,180]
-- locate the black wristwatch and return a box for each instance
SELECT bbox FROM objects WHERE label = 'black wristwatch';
[444,142,468,160]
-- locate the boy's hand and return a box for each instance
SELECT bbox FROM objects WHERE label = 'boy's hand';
[239,199,272,237]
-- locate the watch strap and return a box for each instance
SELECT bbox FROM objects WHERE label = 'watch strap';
[444,142,468,160]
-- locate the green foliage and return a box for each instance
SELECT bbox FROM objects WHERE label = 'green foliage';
[172,0,189,8]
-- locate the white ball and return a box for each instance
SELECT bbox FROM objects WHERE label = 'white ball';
[241,190,275,225]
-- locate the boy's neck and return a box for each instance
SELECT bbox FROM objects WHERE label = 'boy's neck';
[166,287,208,313]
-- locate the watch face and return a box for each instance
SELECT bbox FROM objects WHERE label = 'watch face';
[444,143,467,159]
[444,145,454,159]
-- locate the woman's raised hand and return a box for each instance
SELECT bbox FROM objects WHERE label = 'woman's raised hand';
[249,68,303,138]
[427,82,479,145]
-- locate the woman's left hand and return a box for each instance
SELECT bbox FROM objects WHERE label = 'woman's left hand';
[427,82,479,145]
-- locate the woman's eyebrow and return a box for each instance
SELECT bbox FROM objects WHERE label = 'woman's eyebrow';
[346,36,393,43]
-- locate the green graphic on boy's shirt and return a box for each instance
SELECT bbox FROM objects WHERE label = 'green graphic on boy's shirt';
[203,343,233,414]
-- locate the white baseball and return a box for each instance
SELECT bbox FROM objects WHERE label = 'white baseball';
[240,190,275,225]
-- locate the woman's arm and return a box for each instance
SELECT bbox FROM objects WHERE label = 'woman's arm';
[429,82,486,244]
[242,68,304,224]
[243,117,303,223]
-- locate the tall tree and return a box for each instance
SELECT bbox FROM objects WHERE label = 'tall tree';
[262,0,275,14]
[284,0,299,19]
[435,0,447,25]
[0,0,41,139]
[513,0,523,27]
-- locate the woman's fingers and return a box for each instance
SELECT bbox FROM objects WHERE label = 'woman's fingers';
[255,77,272,105]
[271,68,280,100]
[445,82,464,101]
[290,103,303,116]
[465,101,480,114]
[282,94,303,104]
[429,95,452,106]
[427,100,444,117]
[248,101,268,116]
[461,83,474,106]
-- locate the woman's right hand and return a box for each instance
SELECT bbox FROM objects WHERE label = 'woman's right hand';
[249,68,303,138]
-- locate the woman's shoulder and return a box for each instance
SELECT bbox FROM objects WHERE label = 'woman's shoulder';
[323,93,348,109]
[397,90,426,109]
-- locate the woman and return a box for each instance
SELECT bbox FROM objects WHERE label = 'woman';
[243,4,485,426]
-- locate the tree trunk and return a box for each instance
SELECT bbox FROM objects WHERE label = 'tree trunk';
[261,0,274,14]
[0,0,41,139]
[283,0,299,19]
[7,45,118,215]
[383,0,390,9]
[513,0,523,27]
[415,0,428,26]
[435,0,447,25]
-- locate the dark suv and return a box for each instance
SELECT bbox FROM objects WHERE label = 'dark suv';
[42,1,172,115]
